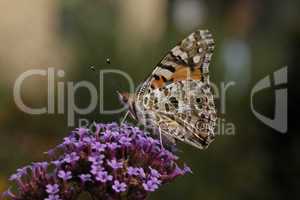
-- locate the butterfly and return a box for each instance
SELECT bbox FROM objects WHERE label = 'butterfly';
[118,29,217,149]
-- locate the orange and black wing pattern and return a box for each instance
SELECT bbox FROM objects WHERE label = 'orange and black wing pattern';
[148,29,215,90]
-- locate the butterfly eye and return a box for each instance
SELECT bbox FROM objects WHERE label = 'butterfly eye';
[117,92,129,105]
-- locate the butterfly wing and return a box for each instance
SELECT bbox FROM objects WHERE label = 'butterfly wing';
[135,29,216,149]
[142,79,216,149]
[137,29,214,100]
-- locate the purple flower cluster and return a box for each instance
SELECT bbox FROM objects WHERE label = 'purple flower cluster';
[2,123,191,200]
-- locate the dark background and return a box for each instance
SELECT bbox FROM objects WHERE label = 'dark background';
[0,0,298,199]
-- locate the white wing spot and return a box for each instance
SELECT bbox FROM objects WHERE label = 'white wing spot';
[172,46,182,56]
[181,52,188,60]
[193,55,201,63]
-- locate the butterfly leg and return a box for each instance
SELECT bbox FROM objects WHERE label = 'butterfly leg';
[158,126,165,149]
[157,121,177,149]
[120,111,130,124]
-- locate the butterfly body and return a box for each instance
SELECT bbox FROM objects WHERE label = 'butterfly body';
[119,29,217,149]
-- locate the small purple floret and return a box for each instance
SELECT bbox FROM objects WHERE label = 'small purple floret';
[112,180,127,193]
[58,170,72,181]
[95,171,113,183]
[107,159,123,169]
[46,184,59,194]
[143,180,160,192]
[63,152,80,163]
[79,174,92,183]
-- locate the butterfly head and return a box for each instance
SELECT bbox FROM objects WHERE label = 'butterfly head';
[117,91,138,120]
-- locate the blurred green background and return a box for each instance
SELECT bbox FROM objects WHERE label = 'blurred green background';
[0,0,298,199]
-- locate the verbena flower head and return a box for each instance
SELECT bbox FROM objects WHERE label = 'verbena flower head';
[2,123,191,200]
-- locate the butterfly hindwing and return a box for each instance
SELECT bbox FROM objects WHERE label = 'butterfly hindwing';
[141,79,216,149]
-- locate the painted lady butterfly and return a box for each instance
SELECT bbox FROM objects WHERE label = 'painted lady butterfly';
[119,29,217,149]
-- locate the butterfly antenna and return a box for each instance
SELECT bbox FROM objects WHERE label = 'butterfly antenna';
[121,111,130,125]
